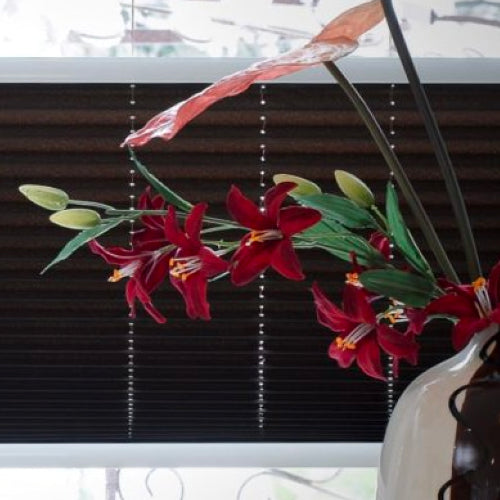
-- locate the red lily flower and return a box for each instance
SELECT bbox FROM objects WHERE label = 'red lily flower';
[88,187,173,323]
[123,0,383,147]
[342,231,391,295]
[132,186,170,251]
[426,262,500,350]
[165,203,228,320]
[312,282,419,380]
[369,231,391,261]
[227,182,321,286]
[89,240,171,324]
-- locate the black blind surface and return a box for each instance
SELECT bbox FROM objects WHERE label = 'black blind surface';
[0,83,499,442]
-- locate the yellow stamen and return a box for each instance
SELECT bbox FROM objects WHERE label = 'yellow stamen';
[472,276,492,318]
[335,336,356,351]
[108,269,123,283]
[472,276,486,291]
[169,255,202,282]
[345,272,359,285]
[384,311,400,324]
[246,229,282,246]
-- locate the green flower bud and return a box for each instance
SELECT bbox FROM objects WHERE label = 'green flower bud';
[19,184,69,211]
[49,209,101,230]
[334,170,375,208]
[273,174,322,197]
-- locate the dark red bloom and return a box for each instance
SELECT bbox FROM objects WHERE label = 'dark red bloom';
[132,186,170,251]
[89,240,171,324]
[227,182,321,286]
[312,282,419,380]
[88,187,172,323]
[426,262,500,350]
[165,203,228,320]
[369,231,391,261]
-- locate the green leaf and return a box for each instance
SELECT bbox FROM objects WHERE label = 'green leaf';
[128,147,193,212]
[296,193,377,229]
[359,269,435,308]
[41,218,126,274]
[320,234,387,268]
[386,182,432,276]
[299,220,386,268]
[300,218,350,239]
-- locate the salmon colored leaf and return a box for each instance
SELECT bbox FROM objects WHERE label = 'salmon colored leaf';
[123,0,383,147]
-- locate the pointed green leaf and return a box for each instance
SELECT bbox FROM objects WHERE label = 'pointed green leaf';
[320,234,387,268]
[300,218,350,239]
[41,218,126,274]
[359,269,435,308]
[296,193,377,229]
[129,147,193,212]
[299,220,386,268]
[386,182,432,276]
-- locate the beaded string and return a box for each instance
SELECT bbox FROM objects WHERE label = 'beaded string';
[386,83,397,416]
[257,84,267,432]
[126,0,136,440]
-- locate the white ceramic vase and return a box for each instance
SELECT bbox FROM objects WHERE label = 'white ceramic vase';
[376,324,500,500]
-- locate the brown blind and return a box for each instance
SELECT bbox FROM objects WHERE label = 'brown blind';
[0,83,498,442]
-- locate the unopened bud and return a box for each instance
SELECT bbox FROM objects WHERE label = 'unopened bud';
[19,184,69,211]
[49,209,101,230]
[273,174,321,196]
[334,170,375,208]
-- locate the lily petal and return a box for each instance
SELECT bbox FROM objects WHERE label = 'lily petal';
[311,282,357,333]
[405,307,427,335]
[452,317,489,351]
[138,187,166,230]
[140,252,171,293]
[487,260,500,305]
[369,231,391,260]
[127,279,166,324]
[328,339,356,368]
[426,293,478,319]
[88,240,145,266]
[164,205,190,248]
[185,202,207,244]
[377,324,419,365]
[356,336,385,381]
[264,182,296,222]
[199,247,229,277]
[271,238,304,281]
[123,0,384,147]
[132,227,169,251]
[230,239,273,286]
[278,206,322,237]
[172,272,210,320]
[342,284,376,325]
[227,185,270,230]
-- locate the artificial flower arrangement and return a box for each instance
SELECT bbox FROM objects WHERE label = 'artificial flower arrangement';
[18,0,499,382]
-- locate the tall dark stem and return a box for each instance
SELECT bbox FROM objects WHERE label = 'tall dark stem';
[323,61,458,283]
[381,0,481,281]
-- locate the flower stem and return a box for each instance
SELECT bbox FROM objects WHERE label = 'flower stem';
[105,208,242,229]
[69,199,116,211]
[323,61,459,283]
[381,0,480,281]
[370,205,388,231]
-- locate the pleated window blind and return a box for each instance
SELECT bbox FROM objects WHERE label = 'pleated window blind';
[0,83,498,443]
